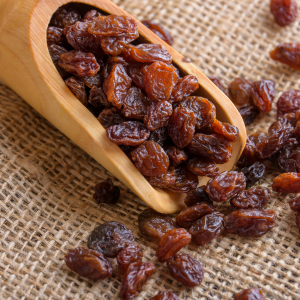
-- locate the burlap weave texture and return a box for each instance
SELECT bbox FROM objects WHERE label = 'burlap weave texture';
[1,0,300,299]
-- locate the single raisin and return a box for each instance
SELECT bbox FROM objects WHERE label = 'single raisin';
[186,157,219,178]
[64,247,112,279]
[150,291,179,300]
[238,162,266,187]
[167,254,204,287]
[165,146,188,167]
[168,107,196,148]
[87,221,134,258]
[50,4,81,28]
[208,77,228,96]
[47,26,67,46]
[98,108,124,129]
[289,196,300,211]
[189,211,224,246]
[120,262,155,300]
[100,36,133,56]
[270,0,298,27]
[128,62,149,90]
[138,208,176,241]
[90,86,111,108]
[224,209,276,237]
[277,90,300,117]
[146,167,177,188]
[93,178,120,205]
[238,104,260,126]
[156,228,191,262]
[209,119,239,142]
[170,75,199,102]
[251,80,276,113]
[277,146,300,173]
[272,172,300,193]
[121,44,134,63]
[117,244,143,273]
[228,78,253,107]
[184,186,212,207]
[131,44,172,64]
[176,202,215,228]
[149,127,170,147]
[65,77,87,105]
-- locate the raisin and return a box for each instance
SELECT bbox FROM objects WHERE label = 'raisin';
[206,171,246,202]
[272,172,300,193]
[146,167,177,188]
[184,186,212,207]
[224,209,276,237]
[117,244,143,273]
[167,164,199,193]
[87,221,134,258]
[100,36,132,56]
[234,288,266,300]
[144,62,178,102]
[186,157,219,178]
[103,64,132,109]
[81,73,102,88]
[170,75,199,102]
[167,254,204,287]
[277,146,300,173]
[65,77,87,105]
[142,20,174,46]
[93,178,120,205]
[98,108,124,129]
[179,96,216,130]
[138,208,176,241]
[270,43,300,71]
[144,101,173,130]
[277,90,300,117]
[296,211,300,233]
[238,162,266,187]
[48,44,69,79]
[47,26,67,46]
[208,77,228,96]
[168,107,196,148]
[128,62,149,90]
[251,80,276,113]
[209,119,239,142]
[189,211,224,246]
[64,247,112,279]
[270,0,298,26]
[228,78,253,107]
[90,86,111,108]
[131,44,172,64]
[238,104,260,126]
[165,146,188,167]
[150,291,179,300]
[83,10,104,22]
[121,44,134,63]
[50,4,81,28]
[156,228,191,262]
[176,202,215,228]
[230,187,270,209]
[149,127,170,147]
[122,86,151,119]
[58,50,100,77]
[120,262,155,300]
[131,141,169,176]
[278,112,298,127]
[289,195,300,211]
[187,133,232,164]
[105,56,129,75]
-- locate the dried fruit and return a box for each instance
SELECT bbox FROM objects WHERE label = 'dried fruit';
[156,228,191,262]
[270,0,298,27]
[167,254,204,287]
[251,80,276,113]
[186,157,219,178]
[83,10,104,22]
[228,78,253,107]
[289,196,300,211]
[117,244,143,273]
[51,4,81,28]
[100,36,133,56]
[48,44,69,78]
[128,62,149,90]
[238,104,260,126]
[184,186,212,207]
[98,108,124,129]
[81,73,102,88]
[277,89,300,117]
[168,107,196,148]
[189,212,224,246]
[176,202,215,228]
[64,247,112,279]
[150,291,179,300]
[120,262,155,300]
[277,147,300,173]
[171,75,199,102]
[206,171,246,202]
[93,178,120,205]
[87,221,134,257]
[187,133,232,164]
[47,26,67,46]
[208,77,228,96]
[146,167,177,188]
[106,121,150,146]
[224,209,276,237]
[65,76,87,105]
[149,126,170,147]
[89,86,111,108]
[131,44,172,64]
[142,20,174,45]
[238,162,266,187]
[272,172,300,193]
[165,146,188,167]
[131,141,169,176]
[209,119,239,142]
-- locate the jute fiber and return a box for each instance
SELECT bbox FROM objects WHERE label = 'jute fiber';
[0,0,300,299]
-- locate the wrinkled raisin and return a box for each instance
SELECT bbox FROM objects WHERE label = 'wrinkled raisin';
[131,44,172,64]
[209,119,239,142]
[238,104,260,126]
[186,157,219,178]
[90,86,111,108]
[93,178,120,205]
[184,186,212,207]
[47,26,67,46]
[81,73,102,88]
[48,44,69,79]
[150,291,179,300]
[272,172,300,193]
[146,167,177,188]
[277,89,300,117]
[128,62,149,90]
[238,162,266,187]
[105,56,129,76]
[165,146,188,166]
[65,76,87,105]
[83,10,104,22]
[100,36,133,56]
[51,4,81,28]
[270,0,298,27]
[98,108,124,129]
[278,147,300,173]
[251,80,276,113]
[228,78,253,107]
[170,75,199,102]
[289,196,300,211]
[117,244,143,273]
[149,126,170,147]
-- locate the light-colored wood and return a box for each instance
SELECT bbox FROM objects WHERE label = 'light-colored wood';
[0,0,247,213]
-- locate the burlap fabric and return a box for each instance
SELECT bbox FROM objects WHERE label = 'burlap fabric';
[0,0,300,299]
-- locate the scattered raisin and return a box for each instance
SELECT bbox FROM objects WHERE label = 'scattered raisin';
[184,186,212,207]
[131,44,172,64]
[238,162,266,187]
[251,80,276,113]
[186,157,219,178]
[93,178,120,205]
[277,146,300,173]
[117,244,143,273]
[228,78,253,107]
[289,196,300,211]
[150,291,179,300]
[164,146,188,167]
[272,172,300,193]
[51,4,81,28]
[270,0,298,27]
[65,76,87,105]
[171,75,199,102]
[277,89,300,117]
[98,108,124,129]
[238,104,260,126]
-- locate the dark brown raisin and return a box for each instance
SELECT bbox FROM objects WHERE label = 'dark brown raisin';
[65,76,87,105]
[146,167,177,188]
[90,86,111,108]
[184,186,212,207]
[83,10,104,22]
[238,162,266,187]
[164,146,188,167]
[81,73,103,88]
[289,195,300,211]
[167,254,204,287]
[228,78,253,107]
[238,104,260,126]
[87,221,134,258]
[186,157,219,178]
[50,4,81,28]
[48,44,69,79]
[47,26,67,46]
[208,77,228,96]
[189,211,224,246]
[100,36,134,56]
[277,89,300,117]
[251,80,276,113]
[98,108,124,129]
[149,127,170,147]
[150,291,179,300]
[64,247,112,279]
[120,262,155,300]
[209,119,239,142]
[93,178,120,205]
[117,244,143,273]
[156,228,191,262]
[224,209,277,237]
[277,147,300,173]
[170,75,199,102]
[270,0,298,27]
[131,44,172,64]
[272,172,300,193]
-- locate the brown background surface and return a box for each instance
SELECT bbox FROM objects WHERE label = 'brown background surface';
[1,0,300,299]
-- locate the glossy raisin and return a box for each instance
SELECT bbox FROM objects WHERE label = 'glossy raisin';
[93,178,120,205]
[65,76,87,105]
[168,107,196,148]
[170,75,199,102]
[176,202,215,228]
[150,291,179,300]
[98,108,124,129]
[146,167,177,188]
[208,77,228,96]
[50,4,81,28]
[48,44,69,79]
[187,133,232,164]
[128,62,149,90]
[238,104,260,126]
[117,244,143,273]
[47,26,67,46]
[165,146,188,167]
[277,146,300,173]
[289,196,300,211]
[105,56,129,76]
[81,73,102,88]
[189,211,224,246]
[142,20,174,45]
[184,186,212,207]
[120,262,155,300]
[131,141,169,176]
[167,254,204,287]
[209,119,239,142]
[277,89,300,117]
[156,228,191,262]
[251,80,276,113]
[224,209,276,237]
[238,162,266,187]
[234,288,266,300]
[88,221,134,258]
[131,44,172,64]
[138,208,176,241]
[272,172,300,193]
[100,36,133,56]
[64,247,112,279]
[186,157,219,178]
[270,0,298,27]
[228,78,253,107]
[90,86,111,108]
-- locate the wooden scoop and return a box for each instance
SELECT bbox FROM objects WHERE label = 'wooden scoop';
[0,0,246,213]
